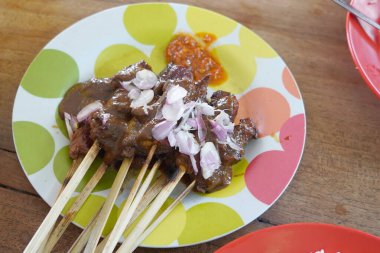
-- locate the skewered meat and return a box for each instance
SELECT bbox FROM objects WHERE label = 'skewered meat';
[60,61,258,193]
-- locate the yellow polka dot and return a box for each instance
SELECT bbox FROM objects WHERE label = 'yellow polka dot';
[62,194,118,236]
[239,26,278,58]
[121,197,186,246]
[94,44,148,78]
[123,4,177,45]
[148,43,168,74]
[186,6,237,37]
[199,159,249,198]
[178,202,243,245]
[211,45,256,94]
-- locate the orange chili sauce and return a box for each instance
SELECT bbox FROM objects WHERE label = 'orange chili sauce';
[165,32,227,85]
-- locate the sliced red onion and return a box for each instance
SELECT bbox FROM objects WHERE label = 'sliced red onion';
[128,88,141,100]
[77,101,103,122]
[168,131,176,147]
[102,113,111,125]
[154,107,163,120]
[210,120,228,142]
[181,123,193,131]
[190,155,198,175]
[197,102,215,116]
[186,118,198,128]
[133,69,157,90]
[226,136,242,151]
[152,120,177,141]
[162,99,185,121]
[70,115,78,130]
[200,142,221,179]
[195,113,206,142]
[175,101,196,131]
[175,130,200,155]
[215,111,234,133]
[120,81,134,91]
[131,89,154,109]
[166,85,187,104]
[64,112,73,139]
[184,101,196,109]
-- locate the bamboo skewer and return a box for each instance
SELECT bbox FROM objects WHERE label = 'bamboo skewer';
[36,156,84,253]
[68,176,130,253]
[60,157,84,195]
[71,174,166,253]
[44,162,108,252]
[68,208,100,253]
[24,141,100,253]
[102,144,157,249]
[100,159,161,253]
[125,174,167,230]
[130,180,196,252]
[84,158,133,253]
[117,166,186,253]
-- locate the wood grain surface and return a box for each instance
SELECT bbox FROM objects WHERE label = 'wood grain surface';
[1,0,379,252]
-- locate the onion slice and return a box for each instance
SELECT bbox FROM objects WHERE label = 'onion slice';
[166,85,187,104]
[133,69,158,90]
[168,131,176,147]
[197,102,215,116]
[120,81,134,91]
[162,99,185,121]
[226,136,242,151]
[200,142,221,179]
[214,110,234,133]
[77,101,103,122]
[152,120,177,141]
[64,112,74,139]
[210,120,228,142]
[195,113,206,142]
[190,155,198,175]
[131,89,154,109]
[175,130,200,155]
[128,88,141,100]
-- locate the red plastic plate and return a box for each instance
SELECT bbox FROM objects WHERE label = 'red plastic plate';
[346,0,380,98]
[215,223,380,253]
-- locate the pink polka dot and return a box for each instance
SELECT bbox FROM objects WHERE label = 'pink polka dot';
[236,88,290,138]
[245,114,305,205]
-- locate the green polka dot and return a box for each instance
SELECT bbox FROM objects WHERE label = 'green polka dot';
[211,45,256,94]
[121,197,186,246]
[55,107,68,139]
[13,121,55,175]
[20,49,79,98]
[178,202,243,245]
[123,4,177,45]
[53,146,117,192]
[199,158,248,198]
[239,26,278,58]
[186,6,237,37]
[94,44,148,78]
[62,194,118,236]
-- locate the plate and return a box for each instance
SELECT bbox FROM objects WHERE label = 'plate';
[215,223,380,253]
[12,3,306,247]
[346,0,380,98]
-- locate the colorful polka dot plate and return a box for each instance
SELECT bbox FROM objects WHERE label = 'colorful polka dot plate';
[12,3,306,247]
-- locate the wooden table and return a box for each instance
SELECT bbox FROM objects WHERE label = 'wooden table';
[1,0,379,252]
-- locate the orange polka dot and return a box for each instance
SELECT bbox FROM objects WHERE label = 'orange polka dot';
[236,88,290,138]
[282,67,300,99]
